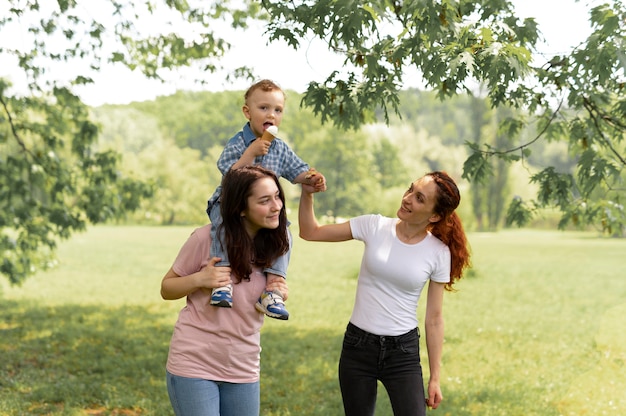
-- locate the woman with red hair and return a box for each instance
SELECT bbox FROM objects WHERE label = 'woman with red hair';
[299,171,471,416]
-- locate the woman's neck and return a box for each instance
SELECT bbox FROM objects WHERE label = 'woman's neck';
[395,220,428,244]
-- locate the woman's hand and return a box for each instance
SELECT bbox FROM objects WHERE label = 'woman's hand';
[305,168,327,192]
[301,183,317,195]
[198,257,232,290]
[266,275,289,301]
[161,257,233,300]
[426,379,443,409]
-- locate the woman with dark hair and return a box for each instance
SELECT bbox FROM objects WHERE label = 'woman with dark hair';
[161,165,290,416]
[299,171,471,416]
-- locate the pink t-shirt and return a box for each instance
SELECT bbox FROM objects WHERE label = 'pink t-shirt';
[165,225,266,382]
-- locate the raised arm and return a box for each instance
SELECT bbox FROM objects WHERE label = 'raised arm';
[298,185,353,242]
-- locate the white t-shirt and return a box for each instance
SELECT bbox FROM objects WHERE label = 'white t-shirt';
[349,214,451,336]
[166,225,266,383]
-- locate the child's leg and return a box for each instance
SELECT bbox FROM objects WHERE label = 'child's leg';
[208,202,230,267]
[209,202,233,307]
[255,229,291,320]
[255,272,289,320]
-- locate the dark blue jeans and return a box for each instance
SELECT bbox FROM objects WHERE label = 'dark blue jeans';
[338,322,426,416]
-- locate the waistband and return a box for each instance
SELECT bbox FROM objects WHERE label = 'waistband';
[346,322,419,345]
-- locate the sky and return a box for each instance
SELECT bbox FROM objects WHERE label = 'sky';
[0,0,597,107]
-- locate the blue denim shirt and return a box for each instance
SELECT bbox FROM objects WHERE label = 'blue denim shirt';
[206,123,310,213]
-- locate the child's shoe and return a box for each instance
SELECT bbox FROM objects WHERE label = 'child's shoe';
[210,284,233,307]
[255,290,289,320]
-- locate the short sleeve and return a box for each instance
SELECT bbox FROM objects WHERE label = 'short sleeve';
[349,214,380,242]
[172,226,212,277]
[430,244,451,283]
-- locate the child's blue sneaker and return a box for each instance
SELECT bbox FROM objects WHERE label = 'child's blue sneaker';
[255,290,289,320]
[210,284,233,307]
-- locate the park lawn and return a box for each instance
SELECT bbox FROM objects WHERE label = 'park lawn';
[1,225,625,415]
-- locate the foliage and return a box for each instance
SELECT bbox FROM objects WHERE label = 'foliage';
[93,88,510,226]
[0,0,261,284]
[2,1,625,286]
[0,83,152,285]
[98,90,414,222]
[1,226,625,414]
[261,0,626,235]
[300,126,402,217]
[93,105,221,225]
[266,0,538,126]
[132,90,245,154]
[470,104,514,230]
[124,140,218,225]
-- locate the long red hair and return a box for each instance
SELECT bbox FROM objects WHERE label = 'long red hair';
[426,171,471,290]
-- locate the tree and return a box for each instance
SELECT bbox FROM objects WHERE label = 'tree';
[93,105,220,225]
[469,98,513,231]
[2,1,624,286]
[300,127,382,217]
[0,83,153,285]
[1,0,262,284]
[133,90,245,154]
[263,0,625,235]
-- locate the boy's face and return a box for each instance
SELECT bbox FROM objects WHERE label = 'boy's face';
[242,89,285,137]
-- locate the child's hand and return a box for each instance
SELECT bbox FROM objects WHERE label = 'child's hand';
[247,138,271,157]
[305,168,326,192]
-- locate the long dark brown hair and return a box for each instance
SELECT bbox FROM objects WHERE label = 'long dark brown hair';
[426,171,471,290]
[219,166,289,282]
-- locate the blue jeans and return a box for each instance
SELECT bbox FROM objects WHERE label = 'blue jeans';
[338,322,426,416]
[208,202,290,278]
[166,371,260,416]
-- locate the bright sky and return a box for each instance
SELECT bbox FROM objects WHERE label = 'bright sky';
[0,0,596,107]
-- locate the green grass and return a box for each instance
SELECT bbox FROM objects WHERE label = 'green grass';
[1,226,625,415]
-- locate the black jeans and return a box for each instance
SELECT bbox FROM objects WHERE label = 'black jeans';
[338,322,426,416]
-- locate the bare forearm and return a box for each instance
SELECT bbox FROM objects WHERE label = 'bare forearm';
[425,316,444,382]
[298,190,318,240]
[298,187,352,242]
[160,268,203,300]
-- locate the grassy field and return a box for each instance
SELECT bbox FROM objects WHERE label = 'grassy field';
[1,226,625,415]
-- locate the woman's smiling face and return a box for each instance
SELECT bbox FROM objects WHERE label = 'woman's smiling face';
[241,177,283,235]
[397,176,441,226]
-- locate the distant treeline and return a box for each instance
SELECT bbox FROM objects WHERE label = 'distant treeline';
[92,88,575,230]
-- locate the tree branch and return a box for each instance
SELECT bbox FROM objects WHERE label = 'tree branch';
[0,95,35,158]
[478,99,563,157]
[582,96,626,166]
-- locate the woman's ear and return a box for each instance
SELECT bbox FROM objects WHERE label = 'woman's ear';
[429,214,441,223]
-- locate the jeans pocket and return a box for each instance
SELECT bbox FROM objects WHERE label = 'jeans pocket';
[398,339,419,355]
[343,332,364,349]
